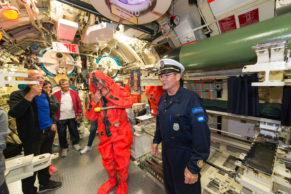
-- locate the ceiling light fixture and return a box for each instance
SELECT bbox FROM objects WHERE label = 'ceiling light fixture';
[0,3,20,20]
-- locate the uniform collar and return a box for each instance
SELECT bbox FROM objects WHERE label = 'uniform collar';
[164,87,183,104]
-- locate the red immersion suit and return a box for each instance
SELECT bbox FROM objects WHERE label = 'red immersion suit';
[87,70,133,194]
[145,86,164,116]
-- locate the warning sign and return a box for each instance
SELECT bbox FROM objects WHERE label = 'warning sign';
[52,42,79,54]
[238,8,259,28]
[218,15,237,33]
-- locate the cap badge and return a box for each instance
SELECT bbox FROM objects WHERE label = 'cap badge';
[160,60,165,69]
[173,123,180,131]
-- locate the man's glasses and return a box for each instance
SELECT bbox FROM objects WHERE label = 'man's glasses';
[159,73,176,79]
[30,76,44,80]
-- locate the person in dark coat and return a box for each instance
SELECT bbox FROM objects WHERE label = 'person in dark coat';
[0,107,10,194]
[9,70,61,194]
[151,59,210,194]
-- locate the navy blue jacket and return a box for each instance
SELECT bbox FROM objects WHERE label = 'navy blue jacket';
[153,87,210,174]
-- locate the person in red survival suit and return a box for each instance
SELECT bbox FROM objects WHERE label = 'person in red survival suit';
[145,86,164,116]
[87,70,133,194]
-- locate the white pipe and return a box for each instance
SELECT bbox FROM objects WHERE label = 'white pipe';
[22,0,48,46]
[0,29,14,44]
[22,0,40,31]
[210,127,247,139]
[29,0,51,35]
[88,14,96,26]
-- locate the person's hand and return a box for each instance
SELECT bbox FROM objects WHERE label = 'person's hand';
[184,167,198,184]
[151,144,159,156]
[75,115,81,122]
[25,84,42,101]
[50,124,57,132]
[29,84,42,96]
[47,91,52,97]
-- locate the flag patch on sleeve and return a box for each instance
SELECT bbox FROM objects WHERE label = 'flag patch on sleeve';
[192,107,204,114]
[197,116,206,122]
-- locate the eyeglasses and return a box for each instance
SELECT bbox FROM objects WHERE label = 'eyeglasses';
[43,85,52,89]
[159,73,176,79]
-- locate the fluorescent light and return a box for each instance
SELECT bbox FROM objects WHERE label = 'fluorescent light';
[1,6,20,20]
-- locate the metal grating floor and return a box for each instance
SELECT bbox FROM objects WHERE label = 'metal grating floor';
[8,137,165,194]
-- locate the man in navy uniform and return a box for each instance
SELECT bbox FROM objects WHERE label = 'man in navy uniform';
[151,59,210,194]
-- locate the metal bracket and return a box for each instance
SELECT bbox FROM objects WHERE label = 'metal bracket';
[5,153,59,183]
[243,40,291,86]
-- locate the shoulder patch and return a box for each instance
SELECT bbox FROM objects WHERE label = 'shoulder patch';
[192,107,204,114]
[197,115,206,122]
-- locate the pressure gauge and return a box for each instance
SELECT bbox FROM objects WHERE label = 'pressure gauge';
[96,55,121,78]
[173,15,180,26]
[169,15,180,27]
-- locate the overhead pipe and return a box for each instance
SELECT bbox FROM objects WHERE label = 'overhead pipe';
[55,0,155,35]
[55,0,102,17]
[29,0,52,39]
[0,30,26,55]
[0,29,14,44]
[21,0,49,46]
[164,12,291,71]
[0,30,26,54]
